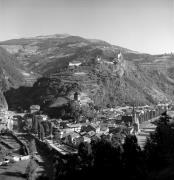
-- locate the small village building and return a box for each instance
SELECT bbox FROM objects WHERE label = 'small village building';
[0,120,7,131]
[69,61,82,67]
[67,123,82,133]
[34,114,45,122]
[81,124,96,133]
[80,131,86,136]
[62,131,83,147]
[96,56,102,63]
[83,136,91,143]
[103,60,114,65]
[87,130,96,137]
[39,115,48,121]
[99,123,109,133]
[47,97,70,118]
[30,105,40,114]
[117,51,123,60]
[90,123,100,133]
[121,115,133,126]
[7,117,13,130]
[12,117,20,131]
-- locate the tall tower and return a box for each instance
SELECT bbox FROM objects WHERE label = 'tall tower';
[118,51,123,61]
[96,56,101,63]
[132,104,140,134]
[132,104,136,124]
[74,92,78,101]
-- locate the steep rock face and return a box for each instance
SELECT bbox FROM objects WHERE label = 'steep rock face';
[0,47,26,108]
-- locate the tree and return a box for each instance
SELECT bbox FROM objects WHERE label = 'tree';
[28,139,37,155]
[111,133,123,148]
[41,121,50,137]
[32,115,38,134]
[53,129,60,143]
[70,100,81,122]
[60,109,66,118]
[19,145,28,156]
[25,157,38,180]
[157,111,170,125]
[39,124,45,141]
[123,135,147,179]
[78,142,93,168]
[0,144,6,161]
[144,112,174,171]
[91,137,123,179]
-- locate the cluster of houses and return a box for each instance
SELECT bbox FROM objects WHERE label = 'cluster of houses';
[0,95,171,155]
[0,109,15,132]
[51,120,111,148]
[10,103,167,152]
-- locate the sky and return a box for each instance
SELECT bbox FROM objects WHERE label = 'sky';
[0,0,174,54]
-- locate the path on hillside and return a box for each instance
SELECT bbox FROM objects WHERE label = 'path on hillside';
[0,159,29,180]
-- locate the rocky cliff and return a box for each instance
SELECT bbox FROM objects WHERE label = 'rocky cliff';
[0,47,26,108]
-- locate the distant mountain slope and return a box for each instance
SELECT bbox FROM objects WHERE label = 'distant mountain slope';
[1,34,174,109]
[0,34,136,76]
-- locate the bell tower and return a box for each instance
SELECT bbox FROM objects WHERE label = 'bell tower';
[74,92,78,101]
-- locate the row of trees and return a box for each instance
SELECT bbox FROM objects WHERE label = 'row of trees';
[17,114,53,141]
[31,116,53,141]
[52,134,146,180]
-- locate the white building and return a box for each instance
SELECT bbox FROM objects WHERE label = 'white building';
[96,56,102,62]
[69,61,82,67]
[118,52,123,60]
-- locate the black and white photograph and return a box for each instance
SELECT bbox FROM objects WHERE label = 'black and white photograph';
[0,0,174,179]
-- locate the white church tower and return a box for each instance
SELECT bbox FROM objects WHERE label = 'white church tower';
[117,51,123,61]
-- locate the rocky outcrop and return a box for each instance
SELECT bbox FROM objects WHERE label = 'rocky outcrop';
[0,47,26,108]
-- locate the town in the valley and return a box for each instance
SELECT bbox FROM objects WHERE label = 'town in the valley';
[0,90,174,177]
